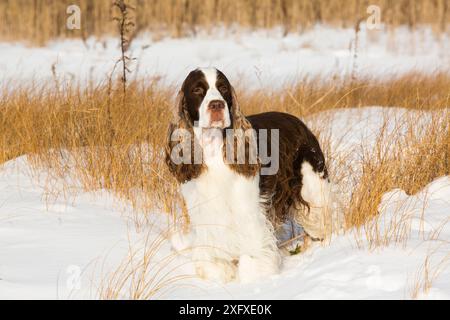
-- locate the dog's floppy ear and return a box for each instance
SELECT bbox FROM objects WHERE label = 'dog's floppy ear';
[172,90,192,129]
[165,90,204,183]
[230,86,252,131]
[224,86,260,177]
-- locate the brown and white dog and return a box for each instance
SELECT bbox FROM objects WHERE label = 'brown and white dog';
[166,67,337,283]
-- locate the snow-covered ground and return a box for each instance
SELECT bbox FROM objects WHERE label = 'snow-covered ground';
[1,25,449,90]
[1,107,449,299]
[1,25,449,299]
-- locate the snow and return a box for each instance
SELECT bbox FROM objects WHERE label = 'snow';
[1,25,449,299]
[0,157,134,299]
[0,107,449,299]
[1,25,449,90]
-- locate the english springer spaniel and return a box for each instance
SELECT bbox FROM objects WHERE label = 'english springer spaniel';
[166,67,338,283]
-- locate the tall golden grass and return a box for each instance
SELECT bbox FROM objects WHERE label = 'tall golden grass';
[1,72,448,229]
[1,1,449,299]
[410,245,450,298]
[0,72,448,299]
[1,0,449,44]
[97,228,199,299]
[339,109,449,246]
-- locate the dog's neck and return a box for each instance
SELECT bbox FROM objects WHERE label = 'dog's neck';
[194,127,224,166]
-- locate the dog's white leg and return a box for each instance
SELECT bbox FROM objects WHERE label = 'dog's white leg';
[195,259,237,283]
[237,219,281,284]
[295,161,342,240]
[237,251,280,283]
[236,218,280,283]
[236,220,280,283]
[192,244,237,283]
[231,179,281,283]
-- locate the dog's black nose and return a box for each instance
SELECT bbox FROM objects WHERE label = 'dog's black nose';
[208,100,225,111]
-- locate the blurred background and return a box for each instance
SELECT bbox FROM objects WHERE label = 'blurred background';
[1,0,449,88]
[0,0,448,44]
[0,1,449,300]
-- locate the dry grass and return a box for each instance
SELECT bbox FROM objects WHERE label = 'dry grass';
[0,71,449,298]
[0,72,448,231]
[345,110,449,247]
[410,244,450,298]
[0,81,182,222]
[97,227,198,299]
[1,1,449,299]
[0,0,449,44]
[242,72,450,116]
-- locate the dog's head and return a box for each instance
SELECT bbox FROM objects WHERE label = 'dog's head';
[167,67,259,181]
[177,67,241,129]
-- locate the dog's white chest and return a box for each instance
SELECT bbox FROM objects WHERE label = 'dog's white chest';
[181,156,261,227]
[180,128,266,258]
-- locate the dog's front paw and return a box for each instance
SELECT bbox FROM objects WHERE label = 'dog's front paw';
[238,254,279,284]
[196,260,237,283]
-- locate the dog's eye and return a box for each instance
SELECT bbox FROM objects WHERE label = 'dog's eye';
[192,87,204,95]
[218,85,228,93]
